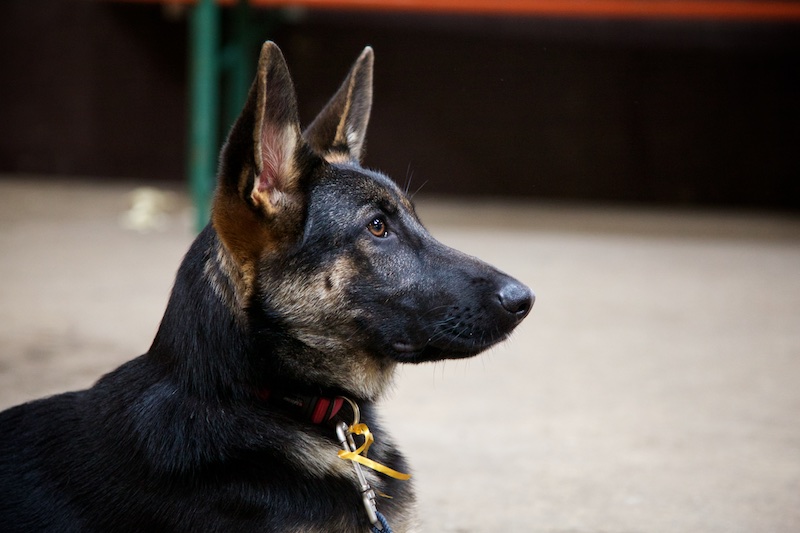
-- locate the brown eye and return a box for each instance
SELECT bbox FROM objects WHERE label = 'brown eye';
[368,217,388,238]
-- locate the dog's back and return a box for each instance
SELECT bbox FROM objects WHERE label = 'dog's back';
[1,393,86,531]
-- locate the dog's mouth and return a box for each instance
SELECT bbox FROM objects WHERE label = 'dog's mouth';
[390,334,509,363]
[391,341,436,362]
[387,297,530,363]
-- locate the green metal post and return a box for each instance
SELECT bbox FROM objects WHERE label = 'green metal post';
[189,0,220,232]
[224,0,256,130]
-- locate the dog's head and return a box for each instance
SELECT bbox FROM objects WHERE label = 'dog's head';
[212,42,533,400]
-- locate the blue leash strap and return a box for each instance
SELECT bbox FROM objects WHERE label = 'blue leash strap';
[371,510,393,533]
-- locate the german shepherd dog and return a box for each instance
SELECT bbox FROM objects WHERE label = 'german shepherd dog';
[0,42,532,532]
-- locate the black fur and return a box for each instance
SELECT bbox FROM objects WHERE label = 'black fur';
[0,42,532,532]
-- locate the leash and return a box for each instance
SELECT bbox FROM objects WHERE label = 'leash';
[372,510,393,533]
[257,390,410,532]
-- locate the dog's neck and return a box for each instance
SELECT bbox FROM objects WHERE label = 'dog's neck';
[147,225,256,399]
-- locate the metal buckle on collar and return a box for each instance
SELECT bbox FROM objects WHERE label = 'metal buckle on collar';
[336,420,380,527]
[335,397,401,532]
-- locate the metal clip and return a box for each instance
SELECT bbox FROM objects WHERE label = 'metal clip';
[336,421,380,527]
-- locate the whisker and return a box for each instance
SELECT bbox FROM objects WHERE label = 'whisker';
[410,179,429,199]
[403,163,414,195]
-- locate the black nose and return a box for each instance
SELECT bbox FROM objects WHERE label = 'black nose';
[498,281,534,319]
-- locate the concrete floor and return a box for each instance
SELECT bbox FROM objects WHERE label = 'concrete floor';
[1,176,799,532]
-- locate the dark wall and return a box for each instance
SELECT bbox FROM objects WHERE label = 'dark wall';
[277,13,800,208]
[1,2,798,209]
[0,2,188,181]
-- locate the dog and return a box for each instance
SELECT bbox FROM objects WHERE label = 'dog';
[0,42,533,532]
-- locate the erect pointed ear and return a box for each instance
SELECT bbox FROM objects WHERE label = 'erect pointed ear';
[249,41,308,213]
[213,42,316,267]
[216,41,311,216]
[303,46,374,164]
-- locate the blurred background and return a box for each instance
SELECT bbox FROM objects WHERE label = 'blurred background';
[1,1,800,532]
[2,0,799,209]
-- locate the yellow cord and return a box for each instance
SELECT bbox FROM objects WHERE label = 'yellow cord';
[337,423,412,480]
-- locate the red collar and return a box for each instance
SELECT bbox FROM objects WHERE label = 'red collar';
[256,389,350,426]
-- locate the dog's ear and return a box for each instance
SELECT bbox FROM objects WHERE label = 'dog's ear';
[248,41,308,214]
[214,42,316,266]
[304,46,374,164]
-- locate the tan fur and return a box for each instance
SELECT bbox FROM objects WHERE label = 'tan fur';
[323,151,354,165]
[284,430,365,480]
[202,239,250,323]
[334,47,373,162]
[269,255,397,400]
[332,73,363,159]
[211,188,269,297]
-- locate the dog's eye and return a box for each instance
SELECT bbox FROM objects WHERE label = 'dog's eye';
[368,217,388,238]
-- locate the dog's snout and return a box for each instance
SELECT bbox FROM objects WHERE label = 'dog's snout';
[498,281,534,319]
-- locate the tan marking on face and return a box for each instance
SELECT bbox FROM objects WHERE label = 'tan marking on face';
[396,190,415,212]
[269,255,397,400]
[272,255,356,317]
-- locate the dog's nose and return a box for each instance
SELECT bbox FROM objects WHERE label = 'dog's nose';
[498,281,534,319]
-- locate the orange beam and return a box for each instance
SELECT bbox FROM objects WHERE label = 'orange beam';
[116,0,800,21]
